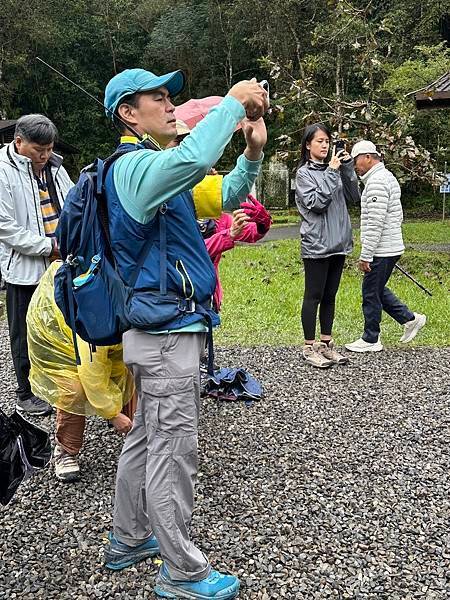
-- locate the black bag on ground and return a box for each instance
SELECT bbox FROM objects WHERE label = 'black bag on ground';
[0,409,51,506]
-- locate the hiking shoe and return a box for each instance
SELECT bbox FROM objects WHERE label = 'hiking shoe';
[302,342,333,368]
[154,563,240,599]
[16,395,53,416]
[321,340,349,365]
[400,313,426,343]
[345,338,383,352]
[54,445,80,482]
[104,533,160,570]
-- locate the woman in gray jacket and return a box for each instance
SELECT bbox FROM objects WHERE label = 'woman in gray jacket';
[295,123,360,368]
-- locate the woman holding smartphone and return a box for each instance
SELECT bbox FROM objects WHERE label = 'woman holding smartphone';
[295,123,360,368]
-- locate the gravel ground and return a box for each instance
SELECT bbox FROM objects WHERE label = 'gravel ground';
[0,323,449,599]
[406,243,450,254]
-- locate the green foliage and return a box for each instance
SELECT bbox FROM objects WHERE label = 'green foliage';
[383,44,450,97]
[382,44,450,171]
[0,0,448,186]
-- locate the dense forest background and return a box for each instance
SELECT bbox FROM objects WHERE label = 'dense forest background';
[1,0,449,194]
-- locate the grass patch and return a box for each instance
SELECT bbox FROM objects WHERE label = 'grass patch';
[270,210,300,225]
[402,220,450,244]
[216,239,450,348]
[270,212,450,242]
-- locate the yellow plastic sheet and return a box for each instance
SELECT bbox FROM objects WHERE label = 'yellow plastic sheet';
[27,261,135,418]
[192,174,223,219]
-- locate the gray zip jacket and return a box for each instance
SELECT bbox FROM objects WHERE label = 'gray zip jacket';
[295,159,360,258]
[0,141,73,285]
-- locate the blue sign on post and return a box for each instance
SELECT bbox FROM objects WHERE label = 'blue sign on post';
[440,174,450,194]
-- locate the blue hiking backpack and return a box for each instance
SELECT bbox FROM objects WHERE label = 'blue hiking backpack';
[54,152,152,363]
[55,149,218,371]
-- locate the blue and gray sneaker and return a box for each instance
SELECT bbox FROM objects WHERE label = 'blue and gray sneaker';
[104,532,160,570]
[154,563,240,599]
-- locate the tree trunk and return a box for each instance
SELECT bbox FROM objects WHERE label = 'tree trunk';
[335,46,343,133]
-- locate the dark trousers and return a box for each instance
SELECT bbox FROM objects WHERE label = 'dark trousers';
[6,283,37,401]
[301,255,346,340]
[362,256,414,343]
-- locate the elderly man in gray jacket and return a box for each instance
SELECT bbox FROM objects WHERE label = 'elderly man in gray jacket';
[346,140,426,352]
[0,115,73,414]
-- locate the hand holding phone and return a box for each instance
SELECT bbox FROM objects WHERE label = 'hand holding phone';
[329,144,344,170]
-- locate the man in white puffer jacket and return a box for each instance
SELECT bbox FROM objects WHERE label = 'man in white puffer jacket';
[346,140,426,352]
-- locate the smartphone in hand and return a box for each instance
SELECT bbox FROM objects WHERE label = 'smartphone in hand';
[335,139,346,153]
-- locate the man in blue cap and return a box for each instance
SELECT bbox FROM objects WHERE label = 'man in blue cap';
[101,67,267,599]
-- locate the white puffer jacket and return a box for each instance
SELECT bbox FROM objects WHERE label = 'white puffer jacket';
[0,142,73,285]
[359,162,405,262]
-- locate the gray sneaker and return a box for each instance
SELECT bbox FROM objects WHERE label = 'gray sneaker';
[16,395,53,416]
[321,340,349,365]
[303,342,333,368]
[54,445,80,482]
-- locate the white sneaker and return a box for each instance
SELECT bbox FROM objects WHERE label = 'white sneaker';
[400,313,426,343]
[345,338,383,352]
[54,445,80,482]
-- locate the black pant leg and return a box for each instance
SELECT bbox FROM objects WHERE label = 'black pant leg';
[6,283,37,401]
[301,258,330,340]
[318,254,346,336]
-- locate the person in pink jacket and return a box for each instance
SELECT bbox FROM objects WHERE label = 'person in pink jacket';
[199,193,272,311]
[168,120,272,310]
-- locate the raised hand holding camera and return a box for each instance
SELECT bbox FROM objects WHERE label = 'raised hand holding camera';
[227,78,269,121]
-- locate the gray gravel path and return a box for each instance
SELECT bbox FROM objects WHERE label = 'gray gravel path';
[0,323,449,599]
[406,243,450,253]
[263,225,299,241]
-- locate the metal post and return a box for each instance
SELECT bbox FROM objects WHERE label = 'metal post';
[443,160,447,223]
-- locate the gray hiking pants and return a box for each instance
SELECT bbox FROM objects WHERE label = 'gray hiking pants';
[113,329,210,581]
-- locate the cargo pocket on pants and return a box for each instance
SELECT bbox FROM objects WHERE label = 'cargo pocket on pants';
[141,376,198,490]
[141,376,198,443]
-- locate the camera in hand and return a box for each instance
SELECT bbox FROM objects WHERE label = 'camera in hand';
[260,80,269,95]
[259,79,271,115]
[335,139,346,153]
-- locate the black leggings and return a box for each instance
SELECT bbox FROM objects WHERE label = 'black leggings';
[301,255,346,340]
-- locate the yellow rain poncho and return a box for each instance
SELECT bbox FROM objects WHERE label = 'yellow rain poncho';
[27,261,135,419]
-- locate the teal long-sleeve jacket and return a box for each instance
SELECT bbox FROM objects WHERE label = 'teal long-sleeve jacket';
[113,94,264,333]
[113,95,263,224]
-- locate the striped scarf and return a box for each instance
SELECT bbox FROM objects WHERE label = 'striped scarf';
[35,171,59,237]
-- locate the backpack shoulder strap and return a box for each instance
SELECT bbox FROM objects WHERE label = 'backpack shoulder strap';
[95,152,127,254]
[96,148,156,288]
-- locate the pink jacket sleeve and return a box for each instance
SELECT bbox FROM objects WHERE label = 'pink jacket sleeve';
[204,214,235,261]
[204,212,266,261]
[234,221,263,243]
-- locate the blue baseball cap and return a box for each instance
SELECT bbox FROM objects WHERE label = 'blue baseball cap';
[104,68,186,118]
